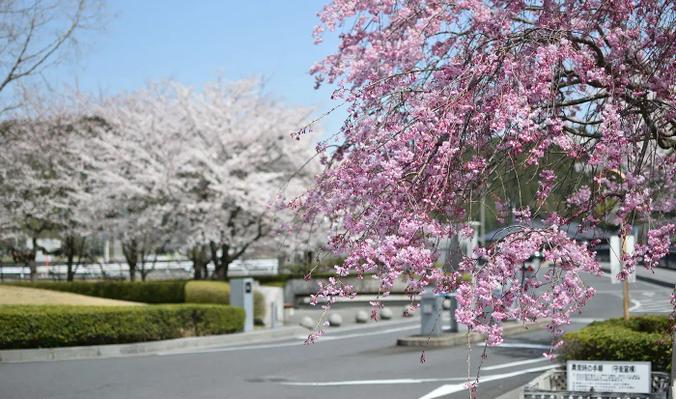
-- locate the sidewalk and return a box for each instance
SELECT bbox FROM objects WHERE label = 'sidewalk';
[495,386,522,399]
[600,264,676,289]
[0,325,309,363]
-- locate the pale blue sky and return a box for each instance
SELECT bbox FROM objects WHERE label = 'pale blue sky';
[44,0,344,135]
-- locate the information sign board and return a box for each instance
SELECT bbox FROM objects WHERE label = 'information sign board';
[567,360,651,393]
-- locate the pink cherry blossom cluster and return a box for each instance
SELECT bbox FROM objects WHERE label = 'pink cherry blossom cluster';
[454,226,599,346]
[634,225,676,271]
[298,0,675,345]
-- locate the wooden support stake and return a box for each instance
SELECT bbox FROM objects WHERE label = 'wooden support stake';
[621,236,630,321]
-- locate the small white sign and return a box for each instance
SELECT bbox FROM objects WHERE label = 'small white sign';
[609,235,636,284]
[567,360,651,393]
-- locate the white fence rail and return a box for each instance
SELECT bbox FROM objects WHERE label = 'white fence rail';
[0,258,278,280]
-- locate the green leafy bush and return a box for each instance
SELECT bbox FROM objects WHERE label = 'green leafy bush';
[9,281,186,303]
[184,281,265,323]
[185,281,230,304]
[559,315,673,371]
[0,304,244,349]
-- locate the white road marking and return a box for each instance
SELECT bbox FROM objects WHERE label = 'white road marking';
[482,357,551,371]
[282,363,558,388]
[418,365,558,399]
[476,342,550,350]
[293,319,420,340]
[630,296,673,313]
[629,299,642,312]
[158,323,418,356]
[319,324,418,340]
[594,289,672,294]
[283,377,468,386]
[158,340,304,355]
[321,318,422,334]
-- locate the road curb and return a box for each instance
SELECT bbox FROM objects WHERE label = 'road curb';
[396,319,550,348]
[600,267,675,289]
[0,325,309,363]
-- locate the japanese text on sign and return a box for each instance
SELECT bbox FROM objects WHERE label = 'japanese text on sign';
[566,360,651,394]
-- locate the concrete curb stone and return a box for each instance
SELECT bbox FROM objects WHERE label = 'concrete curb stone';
[396,319,550,347]
[0,325,308,363]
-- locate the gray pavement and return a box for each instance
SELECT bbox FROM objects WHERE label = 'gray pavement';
[0,272,672,399]
[600,264,675,289]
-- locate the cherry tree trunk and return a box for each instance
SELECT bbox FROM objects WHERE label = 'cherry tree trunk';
[122,240,138,282]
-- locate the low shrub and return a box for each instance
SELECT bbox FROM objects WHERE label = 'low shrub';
[185,281,230,304]
[254,272,374,287]
[254,275,294,286]
[11,279,270,323]
[261,281,286,288]
[0,304,244,349]
[8,281,186,304]
[184,281,265,323]
[559,315,672,371]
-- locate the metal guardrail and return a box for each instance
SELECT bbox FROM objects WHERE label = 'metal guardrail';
[523,368,672,399]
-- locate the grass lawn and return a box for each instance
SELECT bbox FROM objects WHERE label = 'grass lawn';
[0,285,144,306]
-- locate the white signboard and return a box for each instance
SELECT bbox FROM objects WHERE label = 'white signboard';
[567,360,651,393]
[609,235,636,284]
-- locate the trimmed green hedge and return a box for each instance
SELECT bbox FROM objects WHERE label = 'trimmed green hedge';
[185,281,230,304]
[184,281,265,323]
[254,272,371,287]
[559,315,673,371]
[9,281,187,304]
[0,304,244,349]
[8,280,268,321]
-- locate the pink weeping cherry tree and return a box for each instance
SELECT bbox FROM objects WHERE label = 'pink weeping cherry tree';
[294,0,675,348]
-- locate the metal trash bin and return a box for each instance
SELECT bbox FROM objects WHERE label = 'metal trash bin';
[444,292,458,333]
[420,287,443,336]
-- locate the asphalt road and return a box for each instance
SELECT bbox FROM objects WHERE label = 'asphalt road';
[0,272,672,399]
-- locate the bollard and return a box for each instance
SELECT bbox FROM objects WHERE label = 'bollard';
[421,287,443,336]
[270,301,278,328]
[229,278,254,332]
